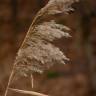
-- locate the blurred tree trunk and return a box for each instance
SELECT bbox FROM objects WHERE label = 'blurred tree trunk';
[79,0,96,95]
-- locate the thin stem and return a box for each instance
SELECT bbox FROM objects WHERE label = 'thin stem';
[31,74,34,88]
[4,69,15,96]
[20,3,48,48]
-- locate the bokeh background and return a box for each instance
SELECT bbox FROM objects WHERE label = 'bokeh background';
[0,0,96,96]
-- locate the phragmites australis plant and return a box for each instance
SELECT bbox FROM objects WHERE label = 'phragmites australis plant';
[4,0,79,96]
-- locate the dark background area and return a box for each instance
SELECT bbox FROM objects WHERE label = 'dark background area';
[0,0,96,96]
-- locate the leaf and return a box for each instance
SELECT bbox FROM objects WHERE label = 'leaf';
[9,88,49,96]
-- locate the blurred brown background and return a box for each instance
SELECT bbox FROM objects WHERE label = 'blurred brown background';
[0,0,96,96]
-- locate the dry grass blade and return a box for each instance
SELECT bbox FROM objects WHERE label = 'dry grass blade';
[9,88,49,96]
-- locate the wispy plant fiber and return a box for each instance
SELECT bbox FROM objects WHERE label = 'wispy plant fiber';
[4,0,78,96]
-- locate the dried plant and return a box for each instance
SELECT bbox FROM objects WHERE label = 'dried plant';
[4,0,78,96]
